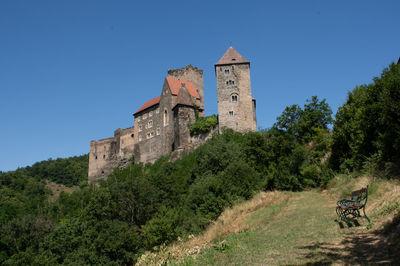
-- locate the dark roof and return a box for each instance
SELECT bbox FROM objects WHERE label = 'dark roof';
[134,96,160,115]
[215,47,249,66]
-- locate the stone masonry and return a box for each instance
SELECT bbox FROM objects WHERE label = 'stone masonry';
[88,47,257,183]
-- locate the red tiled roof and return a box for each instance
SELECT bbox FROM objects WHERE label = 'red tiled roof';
[215,46,249,66]
[166,77,200,99]
[134,96,160,115]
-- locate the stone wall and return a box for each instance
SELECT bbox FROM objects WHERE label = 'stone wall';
[216,63,257,133]
[88,127,135,183]
[134,103,163,163]
[173,105,197,150]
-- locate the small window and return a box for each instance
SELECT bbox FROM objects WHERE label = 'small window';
[229,111,234,116]
[95,155,98,160]
[103,155,106,159]
[131,134,134,138]
[148,120,153,128]
[156,127,160,135]
[101,170,104,174]
[146,133,151,139]
[149,111,153,117]
[227,80,235,86]
[232,95,238,102]
[164,109,169,126]
[150,131,154,137]
[225,69,229,74]
[139,125,142,132]
[143,113,147,119]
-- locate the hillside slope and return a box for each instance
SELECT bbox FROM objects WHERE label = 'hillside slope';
[138,175,400,265]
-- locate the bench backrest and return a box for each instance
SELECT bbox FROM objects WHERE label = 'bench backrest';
[351,185,368,203]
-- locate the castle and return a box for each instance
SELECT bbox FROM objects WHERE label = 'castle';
[88,47,257,182]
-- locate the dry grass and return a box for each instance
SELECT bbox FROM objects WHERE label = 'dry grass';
[136,174,400,265]
[136,191,289,266]
[46,180,79,202]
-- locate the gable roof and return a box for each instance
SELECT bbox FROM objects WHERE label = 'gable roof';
[166,77,200,99]
[215,47,249,66]
[134,96,160,115]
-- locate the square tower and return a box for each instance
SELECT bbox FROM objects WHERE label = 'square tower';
[215,47,257,133]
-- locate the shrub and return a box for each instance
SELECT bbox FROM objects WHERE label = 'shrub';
[190,115,218,135]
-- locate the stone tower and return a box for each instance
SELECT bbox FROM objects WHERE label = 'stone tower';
[215,47,257,133]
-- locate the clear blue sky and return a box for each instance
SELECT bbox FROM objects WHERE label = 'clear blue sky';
[0,0,399,171]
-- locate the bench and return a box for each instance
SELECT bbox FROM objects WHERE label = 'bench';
[336,186,370,223]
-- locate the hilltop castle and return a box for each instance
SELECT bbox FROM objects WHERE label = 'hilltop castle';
[88,47,257,182]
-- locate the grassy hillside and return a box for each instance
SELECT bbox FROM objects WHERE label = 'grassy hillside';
[138,174,400,265]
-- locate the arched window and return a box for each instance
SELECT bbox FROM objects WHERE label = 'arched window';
[231,94,238,102]
[148,120,153,128]
[164,109,169,126]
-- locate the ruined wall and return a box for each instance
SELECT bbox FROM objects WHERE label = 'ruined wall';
[88,138,118,183]
[216,63,257,133]
[88,127,136,183]
[168,65,205,116]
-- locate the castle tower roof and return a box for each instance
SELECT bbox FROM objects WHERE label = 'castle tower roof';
[215,47,249,66]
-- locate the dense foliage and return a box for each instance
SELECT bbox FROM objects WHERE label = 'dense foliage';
[0,154,88,263]
[331,62,400,171]
[189,114,218,135]
[1,61,399,264]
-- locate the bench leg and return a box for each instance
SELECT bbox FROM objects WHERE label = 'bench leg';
[362,206,370,222]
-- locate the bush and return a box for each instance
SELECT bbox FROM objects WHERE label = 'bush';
[190,115,218,135]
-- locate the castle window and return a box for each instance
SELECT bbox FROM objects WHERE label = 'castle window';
[164,109,169,126]
[156,127,160,135]
[143,113,147,119]
[150,131,154,137]
[146,132,151,139]
[149,111,153,117]
[139,135,142,141]
[131,134,134,138]
[95,155,98,160]
[226,80,235,86]
[229,111,234,116]
[232,95,238,102]
[139,125,142,132]
[148,120,153,128]
[103,155,106,159]
[225,69,230,74]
